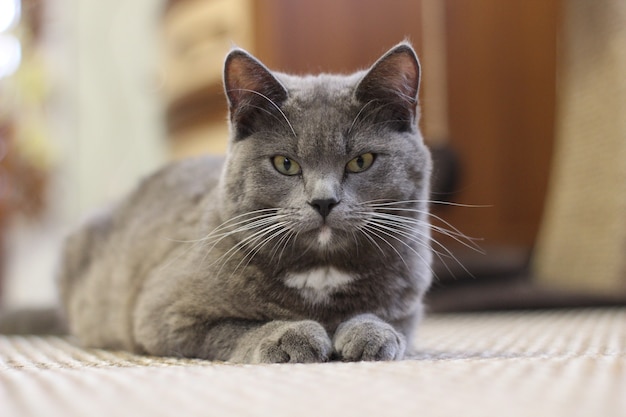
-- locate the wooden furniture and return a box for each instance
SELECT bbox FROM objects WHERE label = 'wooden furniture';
[162,0,254,158]
[534,0,626,296]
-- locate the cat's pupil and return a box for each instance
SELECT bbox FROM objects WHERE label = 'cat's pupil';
[356,156,364,169]
[283,158,292,171]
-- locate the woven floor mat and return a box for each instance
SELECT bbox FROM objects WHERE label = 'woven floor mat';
[1,308,625,417]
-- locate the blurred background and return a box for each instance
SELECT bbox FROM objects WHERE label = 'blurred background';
[0,0,624,311]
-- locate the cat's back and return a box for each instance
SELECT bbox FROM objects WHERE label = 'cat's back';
[128,154,225,209]
[59,155,225,348]
[113,154,225,263]
[63,154,225,279]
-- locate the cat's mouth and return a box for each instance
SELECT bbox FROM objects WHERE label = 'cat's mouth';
[297,220,354,252]
[317,226,333,246]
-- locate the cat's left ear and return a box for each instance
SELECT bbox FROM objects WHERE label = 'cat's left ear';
[224,48,288,140]
[355,42,421,132]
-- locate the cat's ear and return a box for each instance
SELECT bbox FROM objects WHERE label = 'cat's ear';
[224,48,288,139]
[355,43,421,132]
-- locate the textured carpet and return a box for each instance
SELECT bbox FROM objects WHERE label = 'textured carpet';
[1,308,624,417]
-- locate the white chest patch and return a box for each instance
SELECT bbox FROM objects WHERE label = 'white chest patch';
[284,267,355,304]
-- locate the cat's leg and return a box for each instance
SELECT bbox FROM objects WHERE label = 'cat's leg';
[332,314,407,361]
[227,319,332,363]
[134,314,332,364]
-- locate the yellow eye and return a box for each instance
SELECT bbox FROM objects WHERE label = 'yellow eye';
[272,155,302,176]
[346,153,375,173]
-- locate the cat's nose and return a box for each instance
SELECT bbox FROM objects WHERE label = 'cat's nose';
[309,198,340,219]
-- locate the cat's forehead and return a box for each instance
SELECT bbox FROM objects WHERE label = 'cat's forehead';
[269,73,368,157]
[277,72,364,105]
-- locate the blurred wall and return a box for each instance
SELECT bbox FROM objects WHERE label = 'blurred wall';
[4,0,167,307]
[50,0,167,219]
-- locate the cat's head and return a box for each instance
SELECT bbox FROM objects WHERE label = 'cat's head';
[218,43,432,268]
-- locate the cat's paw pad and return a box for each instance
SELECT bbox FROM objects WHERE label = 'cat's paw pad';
[334,315,406,361]
[255,321,332,364]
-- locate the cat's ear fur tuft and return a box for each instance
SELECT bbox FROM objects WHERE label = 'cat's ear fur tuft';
[224,48,288,139]
[355,42,421,132]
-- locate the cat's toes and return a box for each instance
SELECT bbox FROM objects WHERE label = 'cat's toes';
[334,314,406,361]
[255,321,332,364]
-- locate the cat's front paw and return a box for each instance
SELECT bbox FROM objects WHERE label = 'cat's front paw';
[333,314,406,361]
[254,320,332,364]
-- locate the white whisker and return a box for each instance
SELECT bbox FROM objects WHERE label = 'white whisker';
[348,100,376,134]
[355,197,487,280]
[363,222,436,279]
[214,222,288,276]
[232,224,289,276]
[366,206,483,252]
[228,88,297,138]
[359,210,484,254]
[361,224,407,268]
[366,199,490,209]
[367,216,472,278]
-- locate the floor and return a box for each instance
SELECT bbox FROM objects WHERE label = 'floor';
[1,308,624,417]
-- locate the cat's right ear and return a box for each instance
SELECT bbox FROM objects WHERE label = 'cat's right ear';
[224,49,288,140]
[355,43,421,132]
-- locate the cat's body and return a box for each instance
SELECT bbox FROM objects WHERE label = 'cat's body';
[41,43,433,363]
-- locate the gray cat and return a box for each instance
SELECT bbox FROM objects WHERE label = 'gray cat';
[13,43,434,363]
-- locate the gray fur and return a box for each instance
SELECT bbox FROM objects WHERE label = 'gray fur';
[57,43,433,363]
